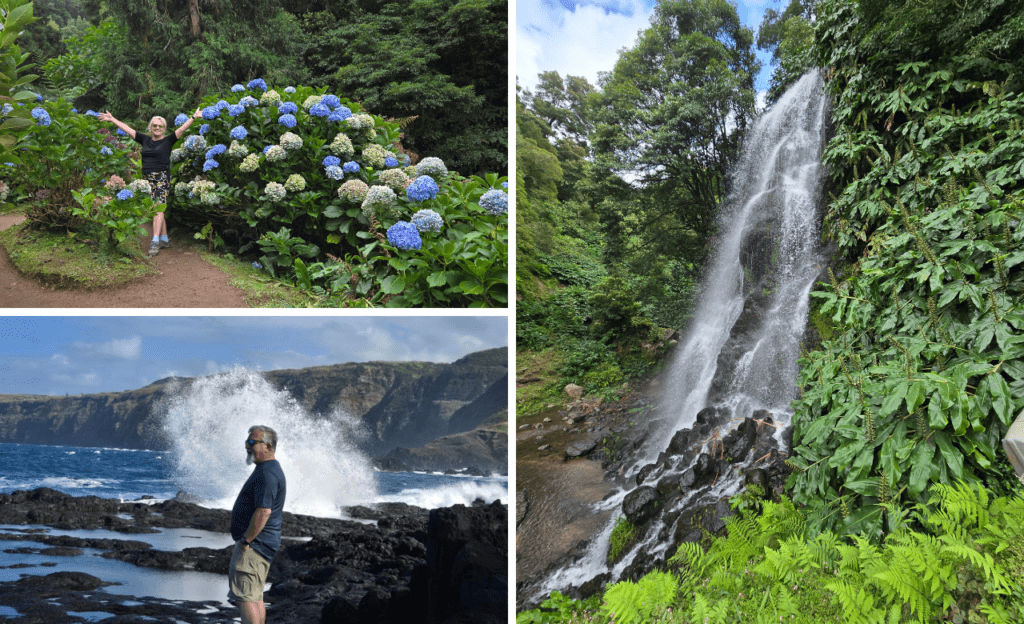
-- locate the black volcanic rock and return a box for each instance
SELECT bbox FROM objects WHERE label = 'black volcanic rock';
[0,488,508,624]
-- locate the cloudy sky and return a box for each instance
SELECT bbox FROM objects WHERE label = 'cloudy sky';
[0,316,508,396]
[517,0,778,96]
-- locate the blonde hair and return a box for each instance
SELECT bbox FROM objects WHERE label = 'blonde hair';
[149,116,168,134]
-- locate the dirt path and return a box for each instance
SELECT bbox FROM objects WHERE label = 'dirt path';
[0,215,249,308]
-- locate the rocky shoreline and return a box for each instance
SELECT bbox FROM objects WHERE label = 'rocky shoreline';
[0,488,507,624]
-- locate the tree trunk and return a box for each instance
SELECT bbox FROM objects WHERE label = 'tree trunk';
[189,0,200,35]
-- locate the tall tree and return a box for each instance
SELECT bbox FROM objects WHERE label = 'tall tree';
[48,0,306,120]
[299,0,507,176]
[527,70,597,148]
[592,0,759,258]
[756,0,815,105]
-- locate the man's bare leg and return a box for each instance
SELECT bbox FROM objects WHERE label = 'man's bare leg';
[238,600,265,624]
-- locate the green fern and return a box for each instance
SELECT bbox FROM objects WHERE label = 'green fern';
[600,570,677,624]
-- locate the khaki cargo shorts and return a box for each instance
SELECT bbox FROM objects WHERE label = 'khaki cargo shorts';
[227,541,270,604]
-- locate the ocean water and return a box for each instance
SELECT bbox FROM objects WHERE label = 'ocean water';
[0,442,507,510]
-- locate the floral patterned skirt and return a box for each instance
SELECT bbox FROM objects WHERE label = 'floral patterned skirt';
[144,170,171,207]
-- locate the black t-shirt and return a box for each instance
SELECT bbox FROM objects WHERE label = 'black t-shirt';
[230,459,286,563]
[133,132,179,173]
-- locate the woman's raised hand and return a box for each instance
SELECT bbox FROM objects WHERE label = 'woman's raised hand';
[193,107,202,119]
[97,111,114,123]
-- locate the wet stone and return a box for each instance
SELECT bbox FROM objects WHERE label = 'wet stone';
[622,486,661,526]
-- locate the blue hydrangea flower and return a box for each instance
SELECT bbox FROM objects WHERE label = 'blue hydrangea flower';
[230,126,248,140]
[173,113,188,126]
[321,95,341,109]
[1,103,12,116]
[201,106,220,120]
[117,128,127,136]
[263,145,273,154]
[31,108,50,126]
[309,103,330,117]
[100,146,113,156]
[35,93,42,102]
[411,209,443,233]
[502,181,508,188]
[239,96,258,108]
[206,144,226,159]
[325,165,344,180]
[406,175,439,202]
[247,78,268,91]
[322,155,341,168]
[284,87,296,93]
[252,261,263,269]
[232,84,245,92]
[200,124,210,135]
[479,189,508,215]
[327,109,351,123]
[216,100,230,110]
[384,157,399,168]
[278,114,297,128]
[85,110,99,116]
[203,159,219,172]
[386,222,422,250]
[116,189,134,201]
[228,104,245,117]
[342,161,360,173]
[278,101,298,115]
[71,108,77,114]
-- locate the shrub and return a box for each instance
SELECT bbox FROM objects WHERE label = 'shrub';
[168,81,508,306]
[5,99,155,242]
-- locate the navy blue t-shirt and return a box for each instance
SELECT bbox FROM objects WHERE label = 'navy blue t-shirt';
[230,459,286,562]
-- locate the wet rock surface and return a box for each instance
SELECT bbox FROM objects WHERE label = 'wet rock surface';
[515,374,794,609]
[1,488,507,624]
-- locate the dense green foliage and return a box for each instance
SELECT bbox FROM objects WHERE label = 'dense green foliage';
[519,481,1024,624]
[787,0,1024,535]
[0,0,40,168]
[34,0,506,176]
[298,0,507,175]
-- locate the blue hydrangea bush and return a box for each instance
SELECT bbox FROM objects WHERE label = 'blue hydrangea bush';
[3,99,156,244]
[168,81,508,307]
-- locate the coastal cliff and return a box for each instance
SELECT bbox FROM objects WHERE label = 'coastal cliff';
[0,347,507,473]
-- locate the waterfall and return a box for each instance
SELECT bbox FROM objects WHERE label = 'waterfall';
[531,71,829,600]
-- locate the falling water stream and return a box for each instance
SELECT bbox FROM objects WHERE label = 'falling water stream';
[534,71,830,599]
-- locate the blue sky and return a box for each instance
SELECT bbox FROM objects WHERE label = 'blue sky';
[517,0,777,98]
[0,316,508,396]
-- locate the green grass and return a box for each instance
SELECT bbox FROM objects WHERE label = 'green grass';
[0,219,159,288]
[191,246,320,308]
[516,347,569,418]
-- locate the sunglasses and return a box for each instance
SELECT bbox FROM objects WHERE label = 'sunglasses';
[245,438,266,447]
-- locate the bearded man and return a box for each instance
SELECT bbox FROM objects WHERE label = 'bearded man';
[228,425,286,624]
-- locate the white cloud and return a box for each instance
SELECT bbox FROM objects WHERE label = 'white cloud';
[517,0,653,93]
[73,336,143,360]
